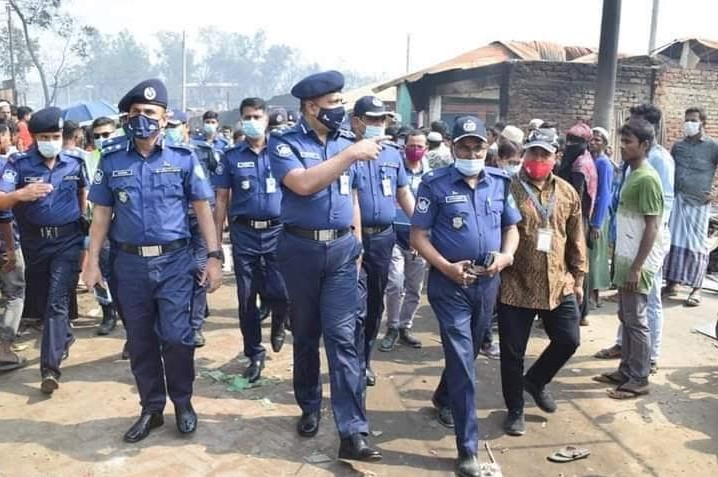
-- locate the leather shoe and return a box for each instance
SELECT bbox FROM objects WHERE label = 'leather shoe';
[503,411,525,436]
[431,396,454,428]
[523,376,557,413]
[40,373,59,395]
[120,341,130,360]
[123,412,164,443]
[456,452,481,477]
[399,328,422,348]
[62,336,76,361]
[243,355,265,383]
[379,328,399,352]
[338,433,382,462]
[270,317,286,353]
[97,307,117,336]
[297,410,320,437]
[175,403,197,434]
[193,328,206,348]
[365,367,376,386]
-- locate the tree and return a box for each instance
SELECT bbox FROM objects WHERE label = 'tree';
[8,0,97,106]
[155,31,197,107]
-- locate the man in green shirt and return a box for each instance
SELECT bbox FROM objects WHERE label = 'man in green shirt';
[594,118,663,399]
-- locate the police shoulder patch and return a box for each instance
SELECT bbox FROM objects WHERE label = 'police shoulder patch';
[93,169,104,184]
[2,169,17,183]
[416,196,431,213]
[275,143,292,158]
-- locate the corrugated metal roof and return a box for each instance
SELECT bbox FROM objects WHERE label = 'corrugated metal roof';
[373,40,595,92]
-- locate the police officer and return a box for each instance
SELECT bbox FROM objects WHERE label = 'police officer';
[350,96,415,386]
[83,79,223,443]
[269,71,385,461]
[410,116,521,477]
[0,107,88,394]
[193,110,229,151]
[172,108,220,347]
[267,107,289,133]
[214,97,289,383]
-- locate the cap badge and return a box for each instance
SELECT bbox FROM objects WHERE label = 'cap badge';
[463,120,477,132]
[372,98,383,107]
[144,86,157,101]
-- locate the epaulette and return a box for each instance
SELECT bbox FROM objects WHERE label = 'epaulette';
[421,167,451,184]
[223,141,247,155]
[271,123,301,138]
[167,143,193,154]
[61,149,87,163]
[101,136,129,156]
[485,166,511,181]
[7,151,28,164]
[337,128,356,140]
[381,140,402,150]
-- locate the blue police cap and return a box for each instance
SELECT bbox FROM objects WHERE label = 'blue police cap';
[118,78,168,113]
[168,109,188,125]
[268,107,288,127]
[452,116,488,143]
[290,70,344,100]
[28,107,63,134]
[353,96,388,118]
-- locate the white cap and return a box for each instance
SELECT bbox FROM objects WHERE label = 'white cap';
[500,125,525,144]
[592,126,610,143]
[529,118,544,130]
[427,131,443,142]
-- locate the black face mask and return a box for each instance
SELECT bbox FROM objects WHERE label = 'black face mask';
[563,143,587,164]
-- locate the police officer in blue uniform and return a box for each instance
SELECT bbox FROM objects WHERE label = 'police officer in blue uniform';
[350,96,415,386]
[193,110,229,152]
[0,107,88,395]
[269,71,385,462]
[83,79,223,443]
[214,96,289,383]
[410,116,521,477]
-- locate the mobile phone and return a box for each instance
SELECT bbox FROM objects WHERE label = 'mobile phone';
[93,283,111,304]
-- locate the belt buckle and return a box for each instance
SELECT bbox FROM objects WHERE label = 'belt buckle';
[139,245,162,257]
[41,226,57,239]
[253,220,269,230]
[316,229,334,241]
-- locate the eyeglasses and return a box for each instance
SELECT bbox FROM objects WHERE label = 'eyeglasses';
[93,132,112,139]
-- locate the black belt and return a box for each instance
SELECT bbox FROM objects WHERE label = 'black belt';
[117,238,189,257]
[233,217,281,230]
[362,224,392,235]
[284,225,351,241]
[25,222,80,239]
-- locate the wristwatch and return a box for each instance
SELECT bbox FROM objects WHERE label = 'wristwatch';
[207,250,224,261]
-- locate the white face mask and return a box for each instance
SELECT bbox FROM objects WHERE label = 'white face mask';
[684,121,701,138]
[37,140,63,159]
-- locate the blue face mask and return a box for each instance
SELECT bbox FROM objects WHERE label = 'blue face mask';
[242,119,266,139]
[504,164,521,176]
[164,127,184,145]
[454,158,485,177]
[362,123,385,139]
[203,123,217,135]
[317,106,345,131]
[126,114,161,140]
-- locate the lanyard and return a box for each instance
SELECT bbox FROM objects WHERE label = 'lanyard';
[520,180,556,226]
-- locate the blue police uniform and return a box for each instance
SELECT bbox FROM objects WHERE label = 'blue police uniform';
[192,133,229,152]
[215,140,288,360]
[355,142,408,371]
[269,115,367,438]
[0,112,87,384]
[411,165,521,456]
[89,79,214,415]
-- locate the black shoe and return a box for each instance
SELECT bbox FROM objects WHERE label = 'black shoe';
[123,411,164,443]
[431,396,454,428]
[259,302,271,322]
[62,336,76,361]
[523,376,557,413]
[503,411,525,436]
[175,402,197,434]
[379,328,399,352]
[297,410,320,437]
[365,367,376,387]
[121,341,130,360]
[456,452,481,477]
[193,328,206,348]
[97,307,117,336]
[243,355,265,383]
[270,317,286,353]
[399,328,422,348]
[338,433,382,462]
[40,373,59,395]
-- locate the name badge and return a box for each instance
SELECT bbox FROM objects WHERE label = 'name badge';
[300,151,321,160]
[382,177,392,196]
[111,170,133,177]
[63,175,80,181]
[339,174,350,195]
[237,161,254,168]
[537,228,553,253]
[445,195,468,204]
[266,177,276,193]
[156,166,181,174]
[24,176,43,183]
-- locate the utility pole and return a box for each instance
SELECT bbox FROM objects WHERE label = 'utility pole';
[181,30,187,111]
[593,0,622,131]
[405,33,411,73]
[7,3,17,104]
[648,0,659,54]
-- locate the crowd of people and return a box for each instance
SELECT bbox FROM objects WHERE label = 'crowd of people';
[0,70,716,477]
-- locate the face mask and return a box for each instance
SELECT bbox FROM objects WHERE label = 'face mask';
[37,140,63,159]
[242,119,266,139]
[362,124,385,139]
[405,147,425,162]
[504,164,522,176]
[316,105,345,131]
[126,114,161,140]
[164,127,184,145]
[204,123,218,135]
[523,159,555,180]
[454,158,485,177]
[684,121,701,137]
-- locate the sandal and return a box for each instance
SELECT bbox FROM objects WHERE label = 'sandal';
[547,446,590,463]
[592,370,626,384]
[685,291,702,307]
[661,286,678,298]
[594,344,622,359]
[607,383,649,400]
[0,352,28,372]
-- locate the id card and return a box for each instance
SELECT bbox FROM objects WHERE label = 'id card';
[382,178,392,196]
[537,228,553,253]
[339,174,350,195]
[266,177,276,193]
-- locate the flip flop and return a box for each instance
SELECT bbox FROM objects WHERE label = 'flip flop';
[594,345,622,359]
[12,343,29,352]
[685,293,701,307]
[547,446,590,463]
[607,384,649,400]
[661,286,678,298]
[0,353,28,372]
[592,371,625,384]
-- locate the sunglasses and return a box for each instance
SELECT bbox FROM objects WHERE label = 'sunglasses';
[93,132,113,140]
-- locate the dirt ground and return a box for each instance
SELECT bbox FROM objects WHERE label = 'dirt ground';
[0,276,716,477]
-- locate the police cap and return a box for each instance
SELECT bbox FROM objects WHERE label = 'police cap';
[452,116,488,143]
[168,109,188,125]
[353,96,388,118]
[118,78,168,113]
[268,107,288,127]
[29,107,64,134]
[291,70,344,100]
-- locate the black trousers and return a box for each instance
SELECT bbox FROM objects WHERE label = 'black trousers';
[497,295,580,413]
